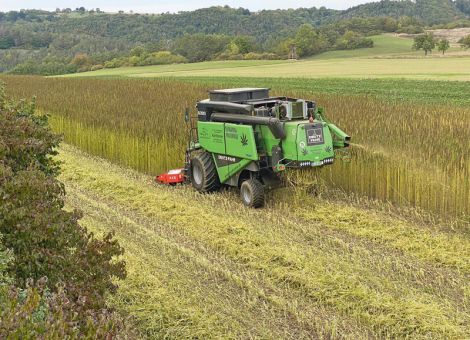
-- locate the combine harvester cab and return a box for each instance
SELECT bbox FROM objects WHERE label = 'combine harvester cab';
[186,88,350,208]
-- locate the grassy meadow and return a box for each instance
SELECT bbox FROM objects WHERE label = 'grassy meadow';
[309,34,415,59]
[63,35,470,81]
[64,56,470,80]
[2,75,470,218]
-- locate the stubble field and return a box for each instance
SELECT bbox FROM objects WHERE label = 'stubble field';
[58,143,470,338]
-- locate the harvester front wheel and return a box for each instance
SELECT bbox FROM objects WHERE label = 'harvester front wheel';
[240,179,265,208]
[190,152,221,193]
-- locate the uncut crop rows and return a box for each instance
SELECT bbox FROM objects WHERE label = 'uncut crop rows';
[3,76,470,217]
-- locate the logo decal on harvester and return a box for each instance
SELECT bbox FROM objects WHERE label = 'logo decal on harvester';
[225,126,238,139]
[305,124,324,146]
[240,134,248,146]
[215,154,241,167]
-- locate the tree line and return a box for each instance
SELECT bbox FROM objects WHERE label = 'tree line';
[1,2,470,74]
[0,12,418,75]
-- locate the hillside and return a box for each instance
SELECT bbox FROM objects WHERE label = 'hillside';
[343,0,466,24]
[2,1,470,337]
[1,1,470,74]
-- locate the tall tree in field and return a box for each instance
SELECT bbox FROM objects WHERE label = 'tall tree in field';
[437,39,450,55]
[413,32,436,55]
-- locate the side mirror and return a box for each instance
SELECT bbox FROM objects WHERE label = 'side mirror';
[184,108,189,123]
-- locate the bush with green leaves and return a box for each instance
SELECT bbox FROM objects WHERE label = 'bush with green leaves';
[243,52,278,60]
[0,82,131,336]
[140,51,188,66]
[0,84,126,308]
[0,277,130,339]
[104,50,187,68]
[459,34,470,48]
[335,30,374,50]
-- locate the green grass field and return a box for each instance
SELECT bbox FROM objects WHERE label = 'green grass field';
[65,34,470,81]
[310,34,416,59]
[62,60,286,78]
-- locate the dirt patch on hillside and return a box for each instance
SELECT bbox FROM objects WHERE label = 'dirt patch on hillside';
[398,28,470,45]
[429,28,470,43]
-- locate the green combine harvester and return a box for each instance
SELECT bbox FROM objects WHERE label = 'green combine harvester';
[184,88,350,208]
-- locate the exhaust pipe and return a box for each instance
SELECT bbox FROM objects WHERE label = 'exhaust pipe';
[211,113,286,139]
[197,101,252,115]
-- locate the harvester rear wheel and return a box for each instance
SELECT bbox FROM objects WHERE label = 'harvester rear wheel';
[190,152,221,193]
[240,179,265,208]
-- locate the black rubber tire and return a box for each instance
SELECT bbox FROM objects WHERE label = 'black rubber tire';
[240,179,265,208]
[190,152,221,193]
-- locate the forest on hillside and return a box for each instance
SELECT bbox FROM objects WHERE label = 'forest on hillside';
[1,0,470,75]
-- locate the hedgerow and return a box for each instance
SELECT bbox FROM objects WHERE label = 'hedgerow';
[0,82,131,337]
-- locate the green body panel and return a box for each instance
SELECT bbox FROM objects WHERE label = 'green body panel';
[281,120,335,163]
[256,125,280,156]
[280,122,299,161]
[198,121,258,160]
[224,123,258,160]
[296,122,335,162]
[198,121,225,154]
[212,155,253,183]
[197,121,259,184]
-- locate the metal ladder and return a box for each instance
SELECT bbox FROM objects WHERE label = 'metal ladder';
[184,111,199,172]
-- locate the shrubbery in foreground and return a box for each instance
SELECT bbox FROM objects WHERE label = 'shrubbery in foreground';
[0,83,131,338]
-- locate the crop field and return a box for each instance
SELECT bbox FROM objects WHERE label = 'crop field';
[3,75,470,219]
[2,68,470,337]
[172,76,470,105]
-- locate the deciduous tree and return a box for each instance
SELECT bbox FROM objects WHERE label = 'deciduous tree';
[437,38,450,54]
[294,24,327,57]
[413,32,436,55]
